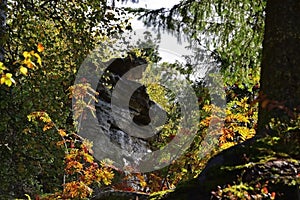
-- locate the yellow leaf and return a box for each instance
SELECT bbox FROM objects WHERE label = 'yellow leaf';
[1,73,15,87]
[20,66,28,75]
[221,142,236,149]
[83,153,94,163]
[6,79,14,87]
[0,76,5,84]
[24,59,35,69]
[37,57,42,66]
[235,114,249,123]
[33,53,42,66]
[203,105,212,112]
[23,51,31,59]
[24,194,32,200]
[37,43,44,52]
[6,73,12,78]
[43,123,53,131]
[56,141,65,146]
[140,180,147,188]
[58,129,67,137]
[0,62,7,72]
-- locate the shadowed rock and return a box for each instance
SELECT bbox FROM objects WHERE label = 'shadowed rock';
[95,55,164,169]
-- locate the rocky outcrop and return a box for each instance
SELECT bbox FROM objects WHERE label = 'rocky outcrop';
[94,55,163,169]
[91,55,167,199]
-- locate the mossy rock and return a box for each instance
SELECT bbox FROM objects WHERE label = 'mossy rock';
[149,190,173,200]
[159,134,300,200]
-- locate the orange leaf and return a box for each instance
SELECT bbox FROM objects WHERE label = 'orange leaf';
[56,141,65,146]
[271,192,276,199]
[37,43,44,52]
[43,123,54,131]
[261,187,268,194]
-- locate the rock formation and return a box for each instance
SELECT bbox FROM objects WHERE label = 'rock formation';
[95,55,163,170]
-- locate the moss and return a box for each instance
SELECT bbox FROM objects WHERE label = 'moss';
[149,190,173,200]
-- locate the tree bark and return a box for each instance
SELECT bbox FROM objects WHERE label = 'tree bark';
[258,0,300,134]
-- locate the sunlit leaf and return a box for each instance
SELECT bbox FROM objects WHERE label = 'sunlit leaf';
[83,153,94,163]
[23,51,31,59]
[20,66,28,75]
[1,73,15,87]
[43,123,54,131]
[23,59,35,69]
[37,43,44,52]
[0,62,7,73]
[58,129,67,137]
[33,53,42,66]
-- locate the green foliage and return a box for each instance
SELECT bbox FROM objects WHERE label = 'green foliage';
[0,1,131,198]
[26,110,115,200]
[129,0,265,191]
[3,0,298,199]
[137,0,265,97]
[212,181,276,200]
[121,2,300,200]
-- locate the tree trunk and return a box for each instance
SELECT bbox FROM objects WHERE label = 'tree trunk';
[258,0,300,134]
[0,0,7,62]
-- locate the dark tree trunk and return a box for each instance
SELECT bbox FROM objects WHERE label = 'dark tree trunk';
[0,0,7,62]
[258,0,300,134]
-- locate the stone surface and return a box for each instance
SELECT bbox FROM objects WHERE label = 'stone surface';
[94,55,163,168]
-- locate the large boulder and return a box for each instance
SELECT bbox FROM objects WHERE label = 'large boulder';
[94,55,164,166]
